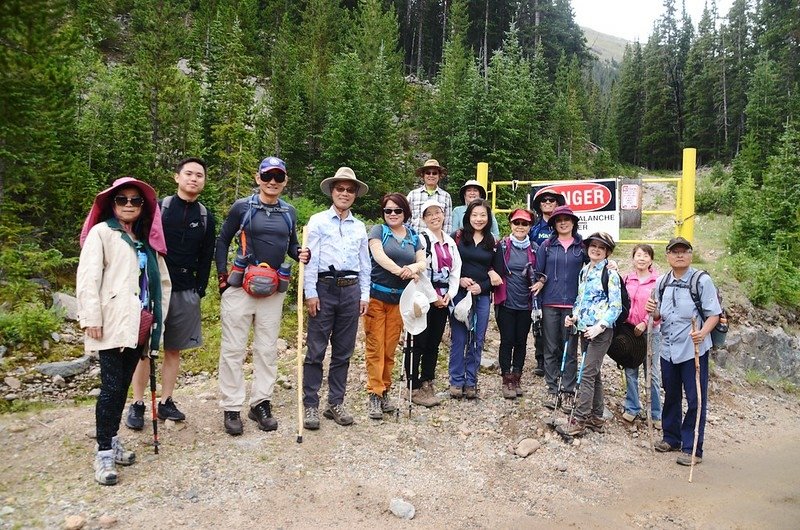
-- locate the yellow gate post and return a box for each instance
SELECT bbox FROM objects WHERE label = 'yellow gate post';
[680,148,697,242]
[477,162,489,197]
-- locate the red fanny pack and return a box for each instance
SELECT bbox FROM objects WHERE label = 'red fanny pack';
[242,263,279,297]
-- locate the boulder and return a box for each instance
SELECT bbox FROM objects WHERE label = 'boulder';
[53,293,79,321]
[35,355,91,378]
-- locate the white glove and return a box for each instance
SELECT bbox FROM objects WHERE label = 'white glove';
[584,323,606,340]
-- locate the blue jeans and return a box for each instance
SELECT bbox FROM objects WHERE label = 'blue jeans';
[661,353,709,457]
[624,332,662,420]
[449,292,490,388]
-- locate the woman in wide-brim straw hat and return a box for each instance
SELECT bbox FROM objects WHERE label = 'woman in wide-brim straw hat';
[559,232,623,438]
[451,179,500,238]
[77,177,171,486]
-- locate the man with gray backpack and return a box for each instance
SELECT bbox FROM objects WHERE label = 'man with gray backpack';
[215,156,309,436]
[646,237,721,466]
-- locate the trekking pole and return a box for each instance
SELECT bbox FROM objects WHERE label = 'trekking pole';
[148,350,159,454]
[645,315,654,453]
[555,324,577,411]
[567,339,589,427]
[296,227,307,444]
[689,317,702,482]
[397,331,408,422]
[407,333,413,419]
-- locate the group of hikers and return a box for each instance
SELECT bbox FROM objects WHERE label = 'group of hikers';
[76,156,722,486]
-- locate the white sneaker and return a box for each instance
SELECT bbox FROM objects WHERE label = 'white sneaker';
[112,436,135,466]
[94,449,118,486]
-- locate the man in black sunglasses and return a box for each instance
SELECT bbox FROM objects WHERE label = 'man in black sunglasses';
[126,157,216,430]
[214,156,310,436]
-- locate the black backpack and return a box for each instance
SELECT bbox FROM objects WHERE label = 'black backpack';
[579,265,631,327]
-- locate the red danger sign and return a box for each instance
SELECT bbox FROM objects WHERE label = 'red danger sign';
[534,182,613,212]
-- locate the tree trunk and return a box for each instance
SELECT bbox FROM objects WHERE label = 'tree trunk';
[483,0,489,85]
[442,0,448,56]
[416,0,424,76]
[534,0,541,47]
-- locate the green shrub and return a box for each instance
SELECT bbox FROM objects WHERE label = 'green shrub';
[0,302,63,349]
[731,251,800,308]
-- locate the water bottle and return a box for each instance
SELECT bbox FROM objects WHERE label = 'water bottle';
[228,257,247,287]
[277,262,291,293]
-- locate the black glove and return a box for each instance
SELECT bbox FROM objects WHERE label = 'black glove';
[218,272,229,295]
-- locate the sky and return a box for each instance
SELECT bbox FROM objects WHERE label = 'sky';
[571,0,736,42]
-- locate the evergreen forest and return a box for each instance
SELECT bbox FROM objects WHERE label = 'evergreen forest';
[1,0,799,342]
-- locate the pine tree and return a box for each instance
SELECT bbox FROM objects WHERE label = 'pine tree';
[613,43,645,166]
[684,5,720,164]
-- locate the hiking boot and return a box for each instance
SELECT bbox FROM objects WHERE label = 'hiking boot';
[655,440,680,453]
[560,394,575,414]
[533,359,545,377]
[421,381,442,406]
[411,385,440,407]
[224,411,243,435]
[303,407,320,430]
[248,401,278,431]
[157,397,186,421]
[543,394,558,410]
[621,411,636,423]
[111,436,135,466]
[586,416,605,433]
[501,374,516,400]
[449,385,463,399]
[513,373,524,396]
[323,403,354,426]
[557,417,586,437]
[676,452,702,466]
[464,386,478,400]
[653,419,663,430]
[380,391,396,413]
[125,401,145,431]
[367,393,383,420]
[94,449,118,486]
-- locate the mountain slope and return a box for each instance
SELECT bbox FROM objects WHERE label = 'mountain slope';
[582,26,630,64]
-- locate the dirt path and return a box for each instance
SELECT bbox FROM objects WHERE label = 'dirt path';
[1,354,798,529]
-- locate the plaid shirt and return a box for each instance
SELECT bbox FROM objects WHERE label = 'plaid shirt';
[406,186,452,234]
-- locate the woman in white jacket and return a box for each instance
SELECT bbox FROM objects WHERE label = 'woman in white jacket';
[77,177,171,486]
[404,199,461,407]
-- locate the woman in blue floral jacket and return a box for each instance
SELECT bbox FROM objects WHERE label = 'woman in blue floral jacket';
[560,232,622,437]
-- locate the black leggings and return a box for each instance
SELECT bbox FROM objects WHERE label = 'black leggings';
[96,347,142,450]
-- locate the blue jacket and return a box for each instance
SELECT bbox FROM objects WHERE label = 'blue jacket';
[534,235,588,306]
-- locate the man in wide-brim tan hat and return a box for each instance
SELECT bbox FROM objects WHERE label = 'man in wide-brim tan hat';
[301,166,371,431]
[407,158,453,234]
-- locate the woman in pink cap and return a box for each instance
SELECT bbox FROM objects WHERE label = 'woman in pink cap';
[77,177,171,486]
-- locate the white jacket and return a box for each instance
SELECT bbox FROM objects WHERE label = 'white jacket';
[420,228,462,301]
[77,222,171,351]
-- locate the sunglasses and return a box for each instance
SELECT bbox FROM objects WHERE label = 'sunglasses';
[333,185,357,194]
[114,196,144,207]
[383,208,404,215]
[424,170,439,175]
[540,197,558,203]
[511,220,531,226]
[259,171,286,183]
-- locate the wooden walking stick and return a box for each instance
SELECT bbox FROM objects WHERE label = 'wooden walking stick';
[689,317,702,482]
[645,315,654,453]
[296,227,308,444]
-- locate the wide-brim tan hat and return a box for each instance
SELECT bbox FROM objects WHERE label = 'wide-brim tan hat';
[320,166,369,198]
[415,158,448,178]
[399,275,439,335]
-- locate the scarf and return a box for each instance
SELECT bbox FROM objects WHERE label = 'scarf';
[510,235,531,250]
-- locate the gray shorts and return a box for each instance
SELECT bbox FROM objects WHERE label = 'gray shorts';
[163,289,203,351]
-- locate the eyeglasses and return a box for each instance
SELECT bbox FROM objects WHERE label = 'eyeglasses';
[259,171,286,183]
[383,208,404,215]
[114,196,144,207]
[511,220,531,226]
[668,249,693,255]
[540,197,558,203]
[333,185,357,194]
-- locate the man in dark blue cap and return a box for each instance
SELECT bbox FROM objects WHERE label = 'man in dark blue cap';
[215,156,309,436]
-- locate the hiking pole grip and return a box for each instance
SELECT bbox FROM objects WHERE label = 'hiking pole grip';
[149,354,159,454]
[689,317,701,482]
[296,227,307,444]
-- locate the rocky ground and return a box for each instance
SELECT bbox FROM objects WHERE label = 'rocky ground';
[1,322,799,529]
